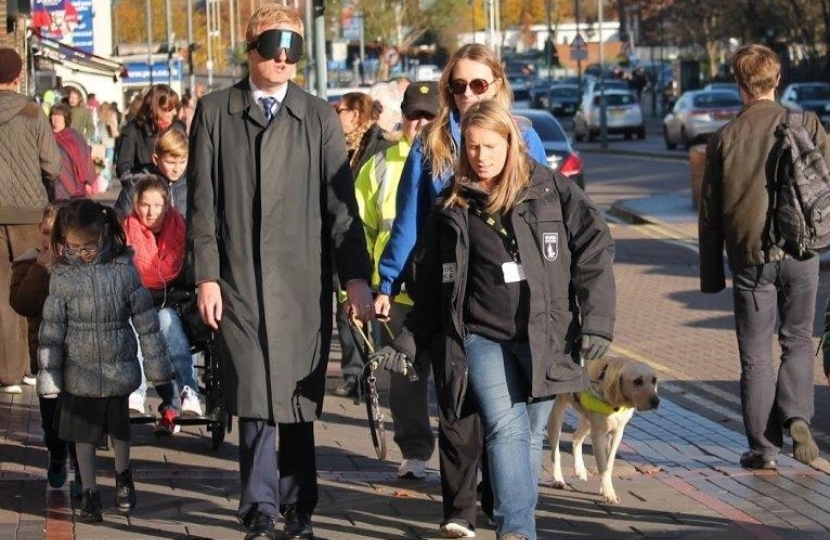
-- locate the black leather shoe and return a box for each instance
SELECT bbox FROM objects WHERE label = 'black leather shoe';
[283,506,314,539]
[333,378,358,398]
[740,451,778,471]
[244,510,276,540]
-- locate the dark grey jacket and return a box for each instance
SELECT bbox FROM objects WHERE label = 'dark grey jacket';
[188,79,371,422]
[397,164,616,420]
[699,99,830,292]
[37,251,174,397]
[0,91,60,224]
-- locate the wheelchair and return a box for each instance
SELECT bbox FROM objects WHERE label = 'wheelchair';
[130,289,231,450]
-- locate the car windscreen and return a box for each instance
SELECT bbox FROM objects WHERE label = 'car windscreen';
[594,93,636,106]
[522,115,567,142]
[692,92,742,108]
[550,87,582,98]
[799,85,830,100]
[513,89,531,101]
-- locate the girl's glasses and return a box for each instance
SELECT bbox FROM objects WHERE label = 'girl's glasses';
[64,237,101,257]
[449,78,497,96]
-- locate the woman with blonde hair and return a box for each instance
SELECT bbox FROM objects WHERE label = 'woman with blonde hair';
[335,91,391,174]
[373,43,546,538]
[380,100,615,539]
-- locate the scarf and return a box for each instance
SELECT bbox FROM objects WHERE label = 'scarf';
[124,209,186,290]
[53,127,95,199]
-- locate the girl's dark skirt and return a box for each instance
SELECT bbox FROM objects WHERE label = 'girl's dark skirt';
[56,393,130,445]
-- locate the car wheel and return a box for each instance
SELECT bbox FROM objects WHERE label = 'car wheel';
[623,130,633,140]
[663,127,677,150]
[637,126,646,140]
[588,129,597,142]
[574,122,584,142]
[681,128,690,149]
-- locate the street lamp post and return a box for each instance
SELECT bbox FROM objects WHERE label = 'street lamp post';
[598,0,608,149]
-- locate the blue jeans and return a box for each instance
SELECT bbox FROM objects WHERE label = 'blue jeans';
[131,307,198,412]
[464,334,553,540]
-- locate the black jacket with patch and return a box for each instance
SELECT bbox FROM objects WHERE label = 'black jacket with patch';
[396,164,616,421]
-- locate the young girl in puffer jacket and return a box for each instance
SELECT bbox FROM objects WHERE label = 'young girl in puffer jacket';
[37,198,173,523]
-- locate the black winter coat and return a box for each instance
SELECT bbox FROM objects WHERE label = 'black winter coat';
[397,164,616,421]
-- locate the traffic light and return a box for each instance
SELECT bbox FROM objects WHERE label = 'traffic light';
[313,0,324,16]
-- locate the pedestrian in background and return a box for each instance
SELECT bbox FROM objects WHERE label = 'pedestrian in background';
[9,201,81,497]
[0,47,61,395]
[49,103,95,199]
[354,81,441,480]
[379,100,615,540]
[38,198,173,522]
[65,86,95,143]
[699,43,826,471]
[187,5,373,540]
[332,90,393,399]
[116,84,184,182]
[373,43,547,537]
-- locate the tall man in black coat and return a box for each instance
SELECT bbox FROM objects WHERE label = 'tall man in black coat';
[187,5,374,540]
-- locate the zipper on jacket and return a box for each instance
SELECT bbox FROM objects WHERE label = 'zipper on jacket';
[92,268,104,396]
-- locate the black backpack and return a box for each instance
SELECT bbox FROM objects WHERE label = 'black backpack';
[768,109,830,259]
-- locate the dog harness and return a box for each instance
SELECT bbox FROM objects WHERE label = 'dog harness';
[576,390,631,415]
[575,362,633,415]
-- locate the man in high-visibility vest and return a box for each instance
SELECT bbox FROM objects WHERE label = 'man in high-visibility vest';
[353,81,440,480]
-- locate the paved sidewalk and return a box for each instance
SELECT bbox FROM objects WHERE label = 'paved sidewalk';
[2,357,830,540]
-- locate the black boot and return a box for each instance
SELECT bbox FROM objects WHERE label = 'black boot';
[79,489,103,523]
[114,468,136,514]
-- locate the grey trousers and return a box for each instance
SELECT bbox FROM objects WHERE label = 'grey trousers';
[732,257,818,459]
[383,302,436,461]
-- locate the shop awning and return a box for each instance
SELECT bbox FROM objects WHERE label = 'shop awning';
[30,31,127,80]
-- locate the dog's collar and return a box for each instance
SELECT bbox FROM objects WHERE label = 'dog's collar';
[576,390,632,415]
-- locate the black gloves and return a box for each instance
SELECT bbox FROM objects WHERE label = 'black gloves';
[580,334,611,361]
[369,346,419,381]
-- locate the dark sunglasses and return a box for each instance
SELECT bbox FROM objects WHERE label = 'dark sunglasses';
[247,28,304,64]
[449,78,497,96]
[403,110,436,121]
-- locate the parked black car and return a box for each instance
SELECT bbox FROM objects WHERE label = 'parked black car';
[531,83,582,117]
[779,82,830,128]
[512,108,584,188]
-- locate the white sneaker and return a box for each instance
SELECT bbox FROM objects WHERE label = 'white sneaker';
[440,519,475,538]
[397,458,429,479]
[180,386,203,417]
[22,375,37,386]
[128,393,145,415]
[0,384,22,394]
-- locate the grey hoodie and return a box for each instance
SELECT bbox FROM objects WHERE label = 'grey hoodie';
[0,90,61,224]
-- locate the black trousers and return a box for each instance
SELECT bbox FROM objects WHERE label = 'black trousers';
[732,257,818,459]
[436,400,492,526]
[238,419,318,521]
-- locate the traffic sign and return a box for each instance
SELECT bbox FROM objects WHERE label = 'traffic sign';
[570,33,587,61]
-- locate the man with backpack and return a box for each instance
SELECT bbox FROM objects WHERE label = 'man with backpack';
[699,44,828,471]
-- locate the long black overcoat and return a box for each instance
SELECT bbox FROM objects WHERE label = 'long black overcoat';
[187,79,371,423]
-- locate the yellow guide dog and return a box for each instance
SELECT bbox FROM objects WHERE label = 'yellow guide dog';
[548,357,660,504]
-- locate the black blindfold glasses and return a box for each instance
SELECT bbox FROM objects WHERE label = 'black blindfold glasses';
[449,78,497,96]
[247,29,304,64]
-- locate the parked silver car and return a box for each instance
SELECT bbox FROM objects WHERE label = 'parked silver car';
[779,82,830,128]
[663,90,743,149]
[573,89,645,142]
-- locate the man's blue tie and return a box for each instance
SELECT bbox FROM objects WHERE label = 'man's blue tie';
[259,96,277,122]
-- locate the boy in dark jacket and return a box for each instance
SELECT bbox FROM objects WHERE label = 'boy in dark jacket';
[115,129,188,219]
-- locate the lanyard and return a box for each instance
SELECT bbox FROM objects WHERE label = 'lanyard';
[471,207,520,262]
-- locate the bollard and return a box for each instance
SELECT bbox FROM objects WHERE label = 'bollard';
[689,144,707,210]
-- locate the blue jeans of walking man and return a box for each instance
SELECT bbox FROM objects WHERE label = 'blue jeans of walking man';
[464,334,553,540]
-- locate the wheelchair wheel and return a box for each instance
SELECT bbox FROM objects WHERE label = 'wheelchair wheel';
[209,409,228,450]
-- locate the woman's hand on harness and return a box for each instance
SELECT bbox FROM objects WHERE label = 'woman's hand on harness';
[580,334,611,361]
[374,294,392,322]
[370,346,418,381]
[345,279,375,324]
[197,281,222,330]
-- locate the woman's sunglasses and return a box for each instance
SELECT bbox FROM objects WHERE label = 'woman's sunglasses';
[403,110,436,121]
[449,78,497,96]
